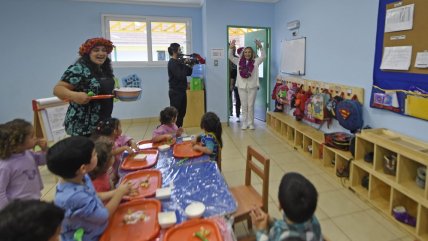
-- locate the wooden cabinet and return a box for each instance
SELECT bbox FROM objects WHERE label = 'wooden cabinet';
[183,90,205,128]
[266,112,353,178]
[350,129,428,240]
[267,112,428,240]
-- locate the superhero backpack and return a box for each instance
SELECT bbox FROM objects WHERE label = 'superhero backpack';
[336,95,363,133]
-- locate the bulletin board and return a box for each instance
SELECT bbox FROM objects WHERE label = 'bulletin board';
[280,37,306,75]
[32,97,68,142]
[371,0,428,120]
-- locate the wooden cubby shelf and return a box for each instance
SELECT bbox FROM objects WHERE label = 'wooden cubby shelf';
[266,112,353,179]
[351,128,428,240]
[267,112,428,240]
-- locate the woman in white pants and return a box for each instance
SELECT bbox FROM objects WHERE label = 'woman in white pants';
[228,39,265,130]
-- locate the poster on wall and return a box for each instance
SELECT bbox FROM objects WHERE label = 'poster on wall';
[371,0,428,121]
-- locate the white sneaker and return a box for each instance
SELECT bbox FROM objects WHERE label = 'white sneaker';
[241,125,247,130]
[248,124,255,130]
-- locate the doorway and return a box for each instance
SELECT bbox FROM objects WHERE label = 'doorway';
[227,26,271,125]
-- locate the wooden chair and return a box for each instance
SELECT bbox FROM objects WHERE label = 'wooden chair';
[229,145,270,230]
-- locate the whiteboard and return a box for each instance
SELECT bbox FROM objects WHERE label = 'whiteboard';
[34,97,68,142]
[280,37,306,75]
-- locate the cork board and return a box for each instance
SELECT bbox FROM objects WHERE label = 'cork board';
[383,0,428,74]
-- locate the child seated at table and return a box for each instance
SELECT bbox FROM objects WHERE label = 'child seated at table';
[250,172,322,241]
[89,136,114,192]
[152,106,184,143]
[0,199,64,241]
[93,117,138,183]
[0,119,48,209]
[192,112,223,167]
[47,136,131,241]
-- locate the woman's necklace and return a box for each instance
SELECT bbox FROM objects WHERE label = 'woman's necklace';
[239,57,254,78]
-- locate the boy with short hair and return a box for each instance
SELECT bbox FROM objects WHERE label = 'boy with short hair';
[250,172,322,241]
[47,136,131,241]
[0,199,64,241]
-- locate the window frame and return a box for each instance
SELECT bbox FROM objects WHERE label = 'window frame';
[101,14,192,68]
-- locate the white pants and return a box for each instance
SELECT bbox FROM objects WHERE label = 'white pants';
[238,86,258,127]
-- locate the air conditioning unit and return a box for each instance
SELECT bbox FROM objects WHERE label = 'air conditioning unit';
[287,20,300,30]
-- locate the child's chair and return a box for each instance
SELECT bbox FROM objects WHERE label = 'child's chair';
[229,145,270,230]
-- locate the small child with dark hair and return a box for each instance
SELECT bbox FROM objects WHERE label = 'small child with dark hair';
[152,106,184,143]
[93,117,138,182]
[0,119,48,209]
[250,172,322,241]
[47,136,131,241]
[192,112,223,166]
[89,136,115,192]
[0,199,64,241]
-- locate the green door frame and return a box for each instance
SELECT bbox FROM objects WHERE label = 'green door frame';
[226,25,271,126]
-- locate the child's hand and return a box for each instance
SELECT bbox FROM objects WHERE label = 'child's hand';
[176,127,184,137]
[229,40,236,48]
[130,140,138,151]
[250,207,269,232]
[36,138,48,151]
[255,39,262,48]
[192,144,201,151]
[116,182,132,196]
[125,146,134,154]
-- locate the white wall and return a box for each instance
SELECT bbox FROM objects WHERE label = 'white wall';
[0,0,202,123]
[273,0,428,141]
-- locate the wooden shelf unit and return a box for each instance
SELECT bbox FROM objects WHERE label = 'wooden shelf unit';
[266,112,353,179]
[350,128,428,240]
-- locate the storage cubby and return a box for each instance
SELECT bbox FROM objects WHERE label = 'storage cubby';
[369,175,391,212]
[391,189,418,234]
[397,155,426,199]
[312,141,323,160]
[335,154,351,179]
[355,136,375,170]
[350,164,369,198]
[280,122,288,139]
[418,205,428,239]
[303,135,312,155]
[294,131,303,150]
[287,126,294,143]
[322,147,335,173]
[374,145,397,182]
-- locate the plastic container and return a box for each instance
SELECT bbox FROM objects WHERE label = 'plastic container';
[158,211,177,229]
[156,187,172,200]
[184,202,205,219]
[190,77,203,91]
[158,144,170,152]
[192,64,204,78]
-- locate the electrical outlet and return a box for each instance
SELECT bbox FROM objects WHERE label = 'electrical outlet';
[214,59,218,66]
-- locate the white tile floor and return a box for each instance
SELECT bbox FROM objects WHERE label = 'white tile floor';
[40,118,416,241]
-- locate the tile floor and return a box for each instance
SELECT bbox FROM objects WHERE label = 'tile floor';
[39,118,416,241]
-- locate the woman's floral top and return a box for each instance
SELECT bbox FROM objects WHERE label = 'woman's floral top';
[61,60,114,136]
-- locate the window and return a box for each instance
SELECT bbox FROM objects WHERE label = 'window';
[102,14,191,67]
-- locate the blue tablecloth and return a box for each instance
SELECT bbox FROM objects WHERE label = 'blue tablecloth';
[119,145,237,223]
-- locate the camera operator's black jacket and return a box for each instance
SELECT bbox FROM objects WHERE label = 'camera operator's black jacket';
[168,58,193,92]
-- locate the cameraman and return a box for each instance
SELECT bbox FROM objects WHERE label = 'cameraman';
[167,43,193,127]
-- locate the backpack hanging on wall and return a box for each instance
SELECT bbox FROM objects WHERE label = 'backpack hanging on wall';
[336,95,363,133]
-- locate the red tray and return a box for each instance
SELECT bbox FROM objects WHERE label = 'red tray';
[164,219,223,241]
[173,142,203,158]
[137,139,176,150]
[100,199,161,241]
[121,169,162,200]
[121,149,159,171]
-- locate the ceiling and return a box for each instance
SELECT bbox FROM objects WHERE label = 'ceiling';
[77,0,279,7]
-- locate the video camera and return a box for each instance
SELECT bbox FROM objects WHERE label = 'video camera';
[178,53,206,66]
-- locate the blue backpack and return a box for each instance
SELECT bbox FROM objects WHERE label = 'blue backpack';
[335,96,363,133]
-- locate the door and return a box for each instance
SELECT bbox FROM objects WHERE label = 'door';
[244,29,269,121]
